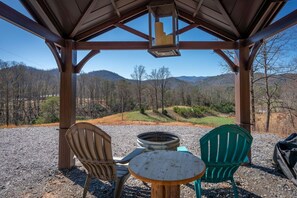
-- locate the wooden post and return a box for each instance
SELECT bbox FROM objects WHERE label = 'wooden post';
[235,40,251,162]
[151,184,180,198]
[58,40,76,169]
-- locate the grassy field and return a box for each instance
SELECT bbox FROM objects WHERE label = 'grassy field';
[0,108,234,128]
[188,116,234,127]
[124,109,234,127]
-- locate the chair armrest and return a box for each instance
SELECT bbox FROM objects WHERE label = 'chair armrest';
[243,155,250,164]
[177,146,193,154]
[114,147,145,164]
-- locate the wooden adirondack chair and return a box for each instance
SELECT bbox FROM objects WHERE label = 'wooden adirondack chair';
[65,122,144,198]
[195,124,253,198]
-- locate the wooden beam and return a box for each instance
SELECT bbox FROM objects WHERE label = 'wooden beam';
[214,0,240,37]
[235,42,251,163]
[248,1,284,38]
[75,6,147,41]
[20,0,60,35]
[178,10,237,41]
[74,50,100,73]
[176,24,199,35]
[74,41,239,50]
[193,0,204,17]
[115,23,150,40]
[0,2,64,47]
[35,0,65,36]
[75,41,149,50]
[70,0,98,38]
[180,41,239,50]
[59,40,76,169]
[214,49,238,72]
[247,41,262,70]
[45,40,63,72]
[246,10,297,46]
[111,0,121,17]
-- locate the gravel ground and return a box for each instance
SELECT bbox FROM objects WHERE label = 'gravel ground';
[0,125,296,198]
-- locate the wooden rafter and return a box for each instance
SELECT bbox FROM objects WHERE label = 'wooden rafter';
[214,0,240,37]
[0,1,64,47]
[74,50,100,73]
[248,1,284,37]
[111,0,121,17]
[178,10,237,41]
[214,49,238,72]
[75,6,147,41]
[247,41,262,70]
[115,23,150,40]
[45,40,63,72]
[20,0,60,36]
[74,41,239,50]
[36,0,64,37]
[193,0,204,17]
[176,24,199,35]
[70,0,98,38]
[246,10,297,46]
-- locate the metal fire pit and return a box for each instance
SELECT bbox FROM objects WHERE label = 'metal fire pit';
[137,132,180,151]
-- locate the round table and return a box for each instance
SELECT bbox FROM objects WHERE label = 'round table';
[128,150,205,198]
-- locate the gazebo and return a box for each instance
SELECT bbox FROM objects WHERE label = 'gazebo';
[0,0,296,169]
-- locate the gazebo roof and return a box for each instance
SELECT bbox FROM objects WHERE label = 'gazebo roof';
[19,0,285,42]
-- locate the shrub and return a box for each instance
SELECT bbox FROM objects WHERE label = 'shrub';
[173,106,215,118]
[37,96,59,124]
[211,102,235,113]
[162,109,168,115]
[140,108,145,114]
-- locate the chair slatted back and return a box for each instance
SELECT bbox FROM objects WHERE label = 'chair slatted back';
[66,122,116,181]
[200,124,253,183]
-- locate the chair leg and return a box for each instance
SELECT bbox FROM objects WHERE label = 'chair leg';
[230,178,238,198]
[83,174,92,198]
[114,174,130,198]
[194,179,202,198]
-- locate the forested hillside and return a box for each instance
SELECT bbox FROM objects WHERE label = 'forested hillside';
[1,58,297,134]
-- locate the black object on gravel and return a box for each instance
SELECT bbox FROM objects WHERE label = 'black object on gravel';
[273,133,297,186]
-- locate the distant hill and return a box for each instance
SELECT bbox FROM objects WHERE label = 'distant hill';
[88,70,126,81]
[198,73,234,87]
[175,76,208,83]
[144,77,186,88]
[3,66,296,90]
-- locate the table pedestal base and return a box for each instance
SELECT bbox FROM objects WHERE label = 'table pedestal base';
[151,184,180,198]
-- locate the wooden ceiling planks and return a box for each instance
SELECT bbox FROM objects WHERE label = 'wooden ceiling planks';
[75,5,148,41]
[11,0,291,44]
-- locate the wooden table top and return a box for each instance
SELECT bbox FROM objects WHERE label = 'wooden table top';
[128,150,206,185]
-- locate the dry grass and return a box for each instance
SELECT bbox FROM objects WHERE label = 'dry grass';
[255,112,297,136]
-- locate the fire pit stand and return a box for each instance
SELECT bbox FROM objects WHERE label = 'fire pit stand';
[137,131,180,151]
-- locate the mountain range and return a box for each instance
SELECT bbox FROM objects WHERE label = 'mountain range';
[87,69,235,87]
[0,65,236,87]
[4,66,294,89]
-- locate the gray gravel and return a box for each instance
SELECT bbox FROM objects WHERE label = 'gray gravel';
[0,125,296,197]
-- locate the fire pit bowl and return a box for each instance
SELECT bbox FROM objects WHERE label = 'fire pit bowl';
[137,132,180,151]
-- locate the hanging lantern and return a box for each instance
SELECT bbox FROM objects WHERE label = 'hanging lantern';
[148,0,180,58]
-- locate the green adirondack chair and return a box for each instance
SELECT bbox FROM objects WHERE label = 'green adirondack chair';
[195,124,253,198]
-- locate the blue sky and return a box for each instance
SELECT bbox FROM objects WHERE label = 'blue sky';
[0,1,296,78]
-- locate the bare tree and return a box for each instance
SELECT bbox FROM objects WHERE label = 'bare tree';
[147,69,160,111]
[116,80,131,120]
[158,66,171,113]
[131,65,146,113]
[253,30,296,132]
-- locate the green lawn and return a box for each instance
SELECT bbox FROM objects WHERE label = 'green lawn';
[188,116,235,127]
[125,111,173,122]
[125,110,234,127]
